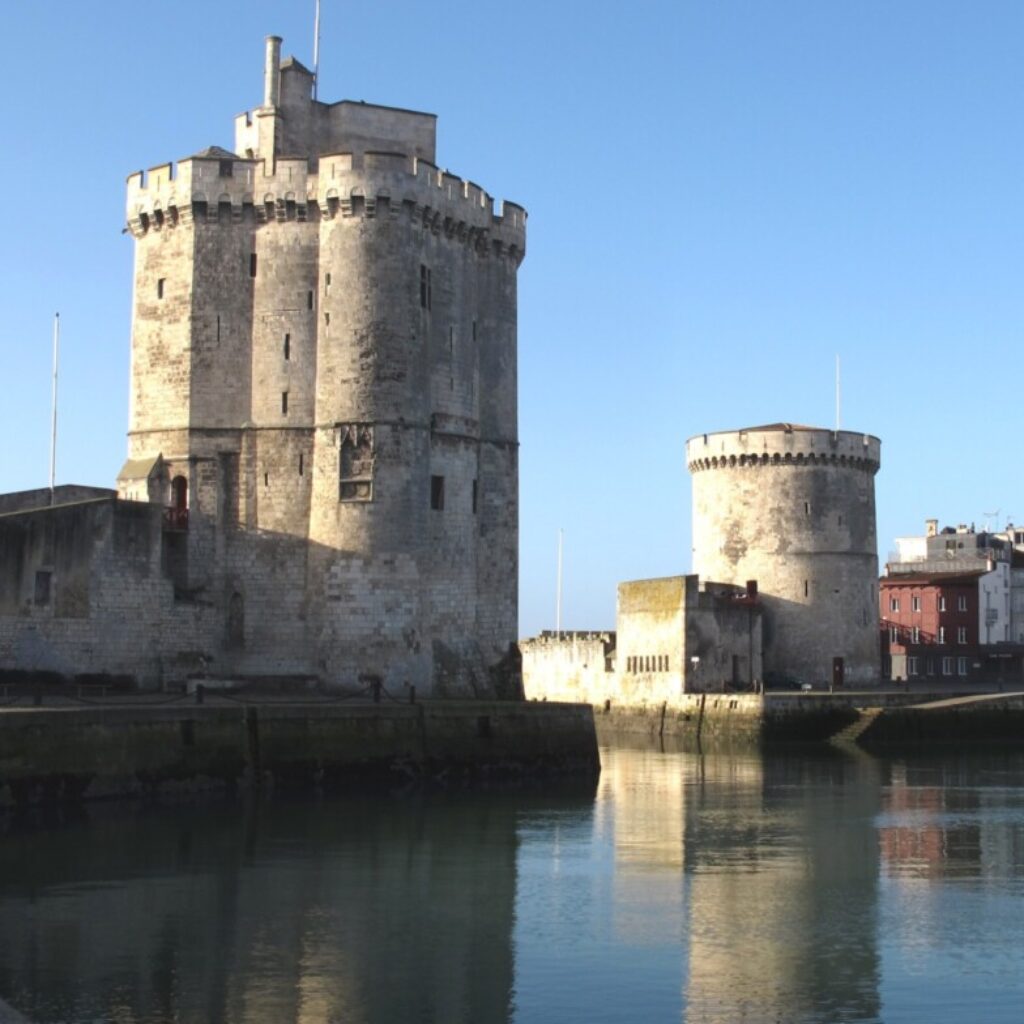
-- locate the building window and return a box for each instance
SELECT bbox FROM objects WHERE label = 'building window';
[472,319,477,341]
[942,657,953,676]
[250,253,258,278]
[430,475,445,510]
[939,596,947,612]
[926,658,935,676]
[911,626,920,644]
[957,595,968,612]
[298,453,304,476]
[907,656,918,676]
[804,501,811,516]
[938,626,946,644]
[420,265,432,310]
[281,391,288,415]
[889,597,900,612]
[472,479,478,515]
[325,272,331,289]
[34,570,52,606]
[889,626,899,643]
[957,626,967,644]
[307,290,314,310]
[219,159,233,178]
[339,424,374,501]
[284,333,291,360]
[804,580,809,597]
[912,596,921,612]
[157,278,166,299]
[957,657,968,676]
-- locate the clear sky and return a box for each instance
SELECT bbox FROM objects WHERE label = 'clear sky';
[3,1,1023,637]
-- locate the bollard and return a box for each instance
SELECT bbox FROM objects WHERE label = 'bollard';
[196,683,205,705]
[409,685,416,705]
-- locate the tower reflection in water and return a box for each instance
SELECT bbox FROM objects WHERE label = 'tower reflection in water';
[596,742,883,1024]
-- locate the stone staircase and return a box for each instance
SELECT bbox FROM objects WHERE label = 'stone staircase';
[829,706,883,747]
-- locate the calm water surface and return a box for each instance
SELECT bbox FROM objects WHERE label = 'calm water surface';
[2,743,1023,1023]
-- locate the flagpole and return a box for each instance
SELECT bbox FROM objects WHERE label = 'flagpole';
[50,312,60,504]
[312,0,322,100]
[556,528,563,638]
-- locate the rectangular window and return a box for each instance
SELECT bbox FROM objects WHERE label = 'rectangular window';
[33,570,52,606]
[219,159,233,178]
[889,626,899,643]
[339,425,374,501]
[420,264,432,310]
[157,278,166,299]
[804,580,809,597]
[430,475,445,510]
[307,290,314,310]
[957,595,968,612]
[472,319,477,342]
[907,656,918,676]
[281,391,288,415]
[938,626,946,644]
[911,626,920,644]
[939,596,947,612]
[804,501,811,516]
[472,479,478,515]
[249,253,257,278]
[942,657,953,676]
[957,626,967,644]
[324,312,330,325]
[284,333,291,360]
[298,453,304,476]
[325,272,332,289]
[889,597,900,612]
[927,658,935,676]
[957,657,968,676]
[912,596,921,612]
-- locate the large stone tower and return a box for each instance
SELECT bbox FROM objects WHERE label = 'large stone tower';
[123,37,526,695]
[686,424,881,686]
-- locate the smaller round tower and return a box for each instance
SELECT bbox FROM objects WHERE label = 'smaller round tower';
[686,424,881,686]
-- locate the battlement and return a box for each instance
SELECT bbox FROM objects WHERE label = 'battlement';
[126,151,526,256]
[686,425,881,474]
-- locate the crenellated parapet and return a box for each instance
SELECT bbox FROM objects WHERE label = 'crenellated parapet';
[126,151,526,261]
[686,425,880,475]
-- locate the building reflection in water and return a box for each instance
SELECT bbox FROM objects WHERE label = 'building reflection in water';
[595,742,883,1024]
[0,787,601,1024]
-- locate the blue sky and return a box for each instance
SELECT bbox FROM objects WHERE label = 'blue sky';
[3,1,1024,637]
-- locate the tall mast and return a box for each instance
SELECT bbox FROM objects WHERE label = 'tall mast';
[835,353,841,432]
[312,0,322,100]
[49,312,60,504]
[556,528,564,638]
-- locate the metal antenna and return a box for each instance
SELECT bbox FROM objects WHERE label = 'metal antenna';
[835,354,841,432]
[556,528,564,638]
[49,312,60,505]
[312,0,322,100]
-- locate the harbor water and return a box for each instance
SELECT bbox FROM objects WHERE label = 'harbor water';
[1,741,1023,1023]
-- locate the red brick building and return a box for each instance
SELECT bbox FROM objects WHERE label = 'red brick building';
[880,570,1023,683]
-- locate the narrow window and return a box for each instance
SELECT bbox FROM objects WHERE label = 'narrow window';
[472,319,477,342]
[804,501,811,515]
[325,272,332,289]
[420,264,432,310]
[889,626,899,643]
[284,333,291,360]
[942,657,953,676]
[324,312,330,325]
[430,475,445,510]
[216,315,221,343]
[957,595,967,612]
[264,472,269,487]
[449,325,454,354]
[281,391,288,415]
[804,580,809,597]
[912,595,921,612]
[298,453,304,476]
[34,570,52,606]
[939,596,947,612]
[472,479,478,515]
[890,597,900,612]
[157,278,165,299]
[957,626,966,644]
[957,657,967,676]
[938,626,946,644]
[249,253,257,278]
[911,626,920,644]
[307,290,314,310]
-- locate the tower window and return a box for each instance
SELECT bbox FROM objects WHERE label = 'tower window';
[249,253,257,278]
[325,272,331,289]
[339,424,374,501]
[804,501,811,515]
[804,580,809,597]
[34,570,52,606]
[472,479,478,515]
[420,265,432,310]
[430,475,445,510]
[298,453,304,476]
[157,278,165,299]
[307,290,314,310]
[281,391,288,415]
[284,333,290,360]
[324,312,330,326]
[472,319,477,342]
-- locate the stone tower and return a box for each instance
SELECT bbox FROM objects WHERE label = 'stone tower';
[686,424,881,686]
[123,37,526,695]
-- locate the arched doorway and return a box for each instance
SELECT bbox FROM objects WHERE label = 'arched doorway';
[169,475,189,529]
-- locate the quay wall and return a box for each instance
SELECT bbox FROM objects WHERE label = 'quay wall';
[0,701,598,806]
